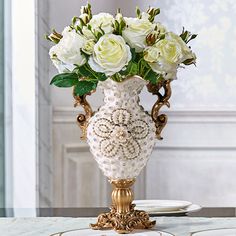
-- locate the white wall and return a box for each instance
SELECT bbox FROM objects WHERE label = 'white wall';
[44,0,236,207]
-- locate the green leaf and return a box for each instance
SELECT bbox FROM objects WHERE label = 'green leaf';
[138,58,150,76]
[180,30,189,42]
[94,31,103,40]
[144,69,161,84]
[130,48,143,64]
[75,25,82,34]
[136,7,141,19]
[120,20,126,30]
[130,48,136,61]
[129,62,138,75]
[50,73,78,87]
[159,34,166,40]
[79,18,86,26]
[147,7,160,22]
[96,73,107,81]
[119,61,138,76]
[75,64,107,81]
[111,73,123,82]
[72,16,79,26]
[114,20,119,30]
[74,80,97,96]
[77,64,92,77]
[190,34,197,40]
[80,49,90,61]
[186,34,197,43]
[182,57,196,66]
[180,30,197,44]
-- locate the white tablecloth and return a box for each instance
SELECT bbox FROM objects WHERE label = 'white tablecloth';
[1,217,236,236]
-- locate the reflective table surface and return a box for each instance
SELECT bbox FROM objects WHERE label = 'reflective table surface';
[1,208,236,236]
[38,207,236,217]
[1,207,236,217]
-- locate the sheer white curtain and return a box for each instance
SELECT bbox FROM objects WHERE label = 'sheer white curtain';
[5,0,37,216]
[47,0,236,208]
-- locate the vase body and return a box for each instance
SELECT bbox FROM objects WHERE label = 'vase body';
[87,76,156,179]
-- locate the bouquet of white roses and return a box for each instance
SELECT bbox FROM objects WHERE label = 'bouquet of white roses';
[47,3,196,96]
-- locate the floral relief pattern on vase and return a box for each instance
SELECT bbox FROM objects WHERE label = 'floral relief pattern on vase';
[93,108,149,160]
[87,77,156,180]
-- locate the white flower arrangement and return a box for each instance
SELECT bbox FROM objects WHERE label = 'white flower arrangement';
[47,3,197,96]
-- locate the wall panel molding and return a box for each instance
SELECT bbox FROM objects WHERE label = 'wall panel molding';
[53,107,236,124]
[52,106,236,207]
[61,144,110,207]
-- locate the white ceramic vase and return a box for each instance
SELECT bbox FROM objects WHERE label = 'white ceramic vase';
[87,76,156,180]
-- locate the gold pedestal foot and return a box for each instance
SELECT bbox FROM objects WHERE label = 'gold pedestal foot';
[90,204,156,234]
[90,179,156,234]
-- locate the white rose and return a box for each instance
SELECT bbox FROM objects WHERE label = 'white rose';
[82,39,95,55]
[89,13,114,34]
[144,32,196,79]
[143,38,180,79]
[144,48,177,80]
[150,61,178,80]
[144,46,161,63]
[154,38,183,64]
[148,32,195,65]
[82,26,96,40]
[88,34,131,76]
[52,29,87,66]
[122,17,154,52]
[62,26,72,36]
[165,32,196,63]
[153,32,194,64]
[49,46,75,73]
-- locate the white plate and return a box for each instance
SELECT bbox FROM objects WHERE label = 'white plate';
[134,200,192,212]
[51,229,174,236]
[136,204,202,215]
[191,228,236,236]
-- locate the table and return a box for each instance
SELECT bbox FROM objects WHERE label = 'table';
[0,208,236,236]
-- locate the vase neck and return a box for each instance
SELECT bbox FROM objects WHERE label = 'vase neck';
[99,77,147,98]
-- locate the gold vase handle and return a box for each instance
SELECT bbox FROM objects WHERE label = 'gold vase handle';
[73,88,94,140]
[147,79,172,140]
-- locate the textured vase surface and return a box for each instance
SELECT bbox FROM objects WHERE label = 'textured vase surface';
[87,76,156,179]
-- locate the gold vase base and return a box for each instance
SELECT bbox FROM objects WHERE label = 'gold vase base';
[90,204,156,234]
